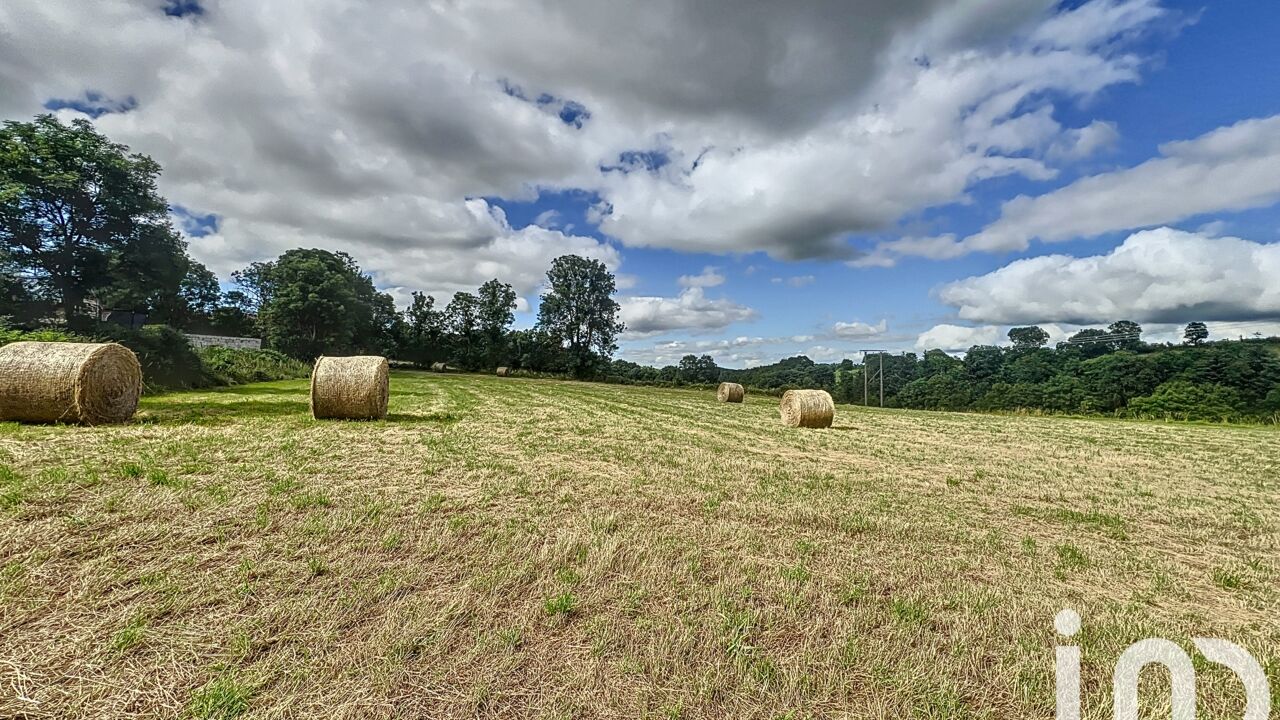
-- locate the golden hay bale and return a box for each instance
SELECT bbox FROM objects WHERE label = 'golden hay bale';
[430,362,447,372]
[310,355,389,420]
[717,382,744,403]
[779,389,835,428]
[496,366,510,377]
[0,341,142,424]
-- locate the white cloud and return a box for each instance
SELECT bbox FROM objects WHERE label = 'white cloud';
[619,287,757,336]
[533,209,562,228]
[915,324,1003,352]
[937,227,1280,325]
[832,319,889,338]
[771,275,816,287]
[963,115,1280,254]
[1047,120,1119,161]
[678,266,726,289]
[0,0,1175,282]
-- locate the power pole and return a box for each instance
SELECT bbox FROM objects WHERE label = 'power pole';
[860,349,886,407]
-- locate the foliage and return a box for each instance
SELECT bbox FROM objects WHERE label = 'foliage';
[1183,321,1209,346]
[0,115,199,322]
[251,249,398,359]
[1127,381,1243,421]
[198,346,311,386]
[536,255,624,377]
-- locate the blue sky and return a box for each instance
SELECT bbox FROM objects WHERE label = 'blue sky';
[4,0,1279,366]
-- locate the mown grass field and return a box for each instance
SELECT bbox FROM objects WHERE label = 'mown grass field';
[1,371,1277,719]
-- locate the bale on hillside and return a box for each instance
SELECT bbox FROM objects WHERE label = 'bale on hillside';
[496,366,510,377]
[717,382,744,403]
[311,355,389,420]
[430,362,447,372]
[779,389,835,428]
[0,341,142,424]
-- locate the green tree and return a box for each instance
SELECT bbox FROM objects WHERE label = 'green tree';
[0,115,191,318]
[445,291,481,369]
[1106,320,1143,351]
[1183,321,1209,346]
[535,255,624,377]
[477,279,517,367]
[401,291,445,367]
[1007,325,1049,350]
[250,249,395,359]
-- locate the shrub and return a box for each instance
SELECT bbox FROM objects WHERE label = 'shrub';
[1127,380,1242,421]
[199,346,311,386]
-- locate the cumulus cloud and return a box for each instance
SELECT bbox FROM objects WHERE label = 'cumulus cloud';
[619,287,758,337]
[964,115,1280,253]
[832,319,889,338]
[937,227,1280,325]
[678,266,726,289]
[0,0,1174,286]
[915,324,1003,352]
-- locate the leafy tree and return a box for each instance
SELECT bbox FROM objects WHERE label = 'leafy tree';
[1183,321,1209,346]
[250,249,395,359]
[477,279,517,367]
[401,291,445,367]
[444,291,481,368]
[1007,325,1049,350]
[535,255,624,377]
[230,261,274,314]
[677,353,719,384]
[1060,328,1112,359]
[1106,320,1143,351]
[0,115,198,319]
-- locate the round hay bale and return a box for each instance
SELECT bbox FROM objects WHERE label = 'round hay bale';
[716,382,744,403]
[496,366,510,377]
[310,355,389,420]
[430,362,447,372]
[0,341,142,424]
[779,389,834,428]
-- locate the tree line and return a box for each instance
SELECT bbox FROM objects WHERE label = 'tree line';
[604,322,1280,422]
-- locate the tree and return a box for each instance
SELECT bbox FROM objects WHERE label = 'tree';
[401,291,445,367]
[477,279,517,367]
[444,291,481,368]
[535,255,624,377]
[1184,321,1209,346]
[250,249,396,359]
[0,115,191,318]
[1007,325,1049,350]
[1106,320,1143,351]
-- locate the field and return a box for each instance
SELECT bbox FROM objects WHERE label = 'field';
[1,371,1277,719]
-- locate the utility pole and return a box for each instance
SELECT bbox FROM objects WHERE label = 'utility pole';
[860,349,886,407]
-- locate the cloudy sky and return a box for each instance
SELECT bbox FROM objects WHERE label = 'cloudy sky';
[3,0,1279,367]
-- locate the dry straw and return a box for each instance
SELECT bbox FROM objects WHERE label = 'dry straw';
[779,389,834,428]
[0,341,142,424]
[496,366,510,377]
[430,362,447,372]
[717,382,744,403]
[310,355,389,420]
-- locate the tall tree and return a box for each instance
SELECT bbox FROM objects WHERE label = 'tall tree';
[250,249,396,358]
[477,279,517,366]
[1106,320,1143,351]
[444,291,481,368]
[1183,321,1209,346]
[535,255,624,377]
[0,115,189,317]
[401,291,445,367]
[1007,325,1050,350]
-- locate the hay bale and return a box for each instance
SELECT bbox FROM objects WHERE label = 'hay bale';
[0,341,142,424]
[716,382,744,403]
[310,355,389,420]
[496,366,510,377]
[779,389,834,428]
[430,362,447,372]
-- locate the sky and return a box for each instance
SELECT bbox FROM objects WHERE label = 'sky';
[2,0,1279,367]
